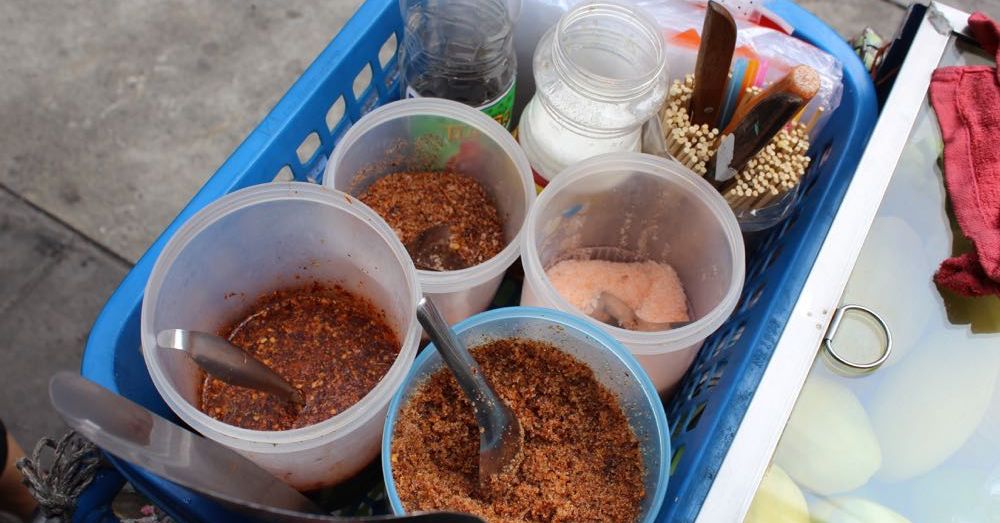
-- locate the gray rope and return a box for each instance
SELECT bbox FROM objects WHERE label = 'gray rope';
[15,431,101,520]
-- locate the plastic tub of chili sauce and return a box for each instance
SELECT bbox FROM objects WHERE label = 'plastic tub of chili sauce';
[382,307,670,521]
[140,182,420,490]
[520,153,745,397]
[323,98,535,326]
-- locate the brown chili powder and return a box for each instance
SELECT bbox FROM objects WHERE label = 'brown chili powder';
[391,338,645,523]
[200,283,400,431]
[358,171,505,271]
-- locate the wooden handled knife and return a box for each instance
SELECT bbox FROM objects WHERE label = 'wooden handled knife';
[707,91,806,189]
[722,64,820,136]
[689,1,737,127]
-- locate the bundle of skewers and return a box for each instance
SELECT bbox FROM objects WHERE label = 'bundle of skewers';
[659,1,824,215]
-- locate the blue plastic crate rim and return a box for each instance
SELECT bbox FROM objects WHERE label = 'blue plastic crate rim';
[77,0,877,521]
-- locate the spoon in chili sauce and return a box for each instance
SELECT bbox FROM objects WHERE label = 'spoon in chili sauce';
[157,329,305,407]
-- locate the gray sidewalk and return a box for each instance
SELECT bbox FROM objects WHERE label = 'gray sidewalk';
[1,0,363,448]
[0,0,996,454]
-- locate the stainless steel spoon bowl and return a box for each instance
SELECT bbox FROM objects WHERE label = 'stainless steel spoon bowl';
[414,297,524,491]
[157,328,304,406]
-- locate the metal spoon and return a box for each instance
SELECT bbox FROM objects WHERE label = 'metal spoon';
[596,292,691,332]
[48,372,484,522]
[406,225,465,272]
[414,297,524,491]
[157,329,304,406]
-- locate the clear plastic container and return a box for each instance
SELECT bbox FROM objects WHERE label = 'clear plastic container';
[324,98,534,326]
[140,182,420,491]
[733,186,800,232]
[520,152,745,396]
[517,0,669,185]
[381,307,670,522]
[400,0,517,128]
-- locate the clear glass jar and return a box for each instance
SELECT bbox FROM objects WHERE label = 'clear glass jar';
[518,1,668,184]
[400,0,518,128]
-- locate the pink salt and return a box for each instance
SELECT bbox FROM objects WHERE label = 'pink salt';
[546,259,690,327]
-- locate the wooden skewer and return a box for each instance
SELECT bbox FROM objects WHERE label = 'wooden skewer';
[804,107,825,134]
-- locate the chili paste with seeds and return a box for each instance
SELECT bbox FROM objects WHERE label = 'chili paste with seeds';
[199,283,400,431]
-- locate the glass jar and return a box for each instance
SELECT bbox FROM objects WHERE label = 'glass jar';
[400,0,518,129]
[518,1,669,185]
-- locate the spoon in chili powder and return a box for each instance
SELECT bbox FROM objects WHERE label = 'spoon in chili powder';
[415,297,525,492]
[407,224,466,272]
[157,329,305,407]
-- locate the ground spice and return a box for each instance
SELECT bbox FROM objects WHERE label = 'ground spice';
[358,171,505,271]
[200,283,400,431]
[546,259,690,330]
[391,338,645,523]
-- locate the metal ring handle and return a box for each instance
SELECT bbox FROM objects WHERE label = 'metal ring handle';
[823,304,892,371]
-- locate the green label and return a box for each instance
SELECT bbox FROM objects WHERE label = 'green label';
[478,80,516,130]
[406,79,516,130]
[402,80,517,172]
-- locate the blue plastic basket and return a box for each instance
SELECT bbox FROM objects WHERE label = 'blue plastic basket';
[77,0,876,521]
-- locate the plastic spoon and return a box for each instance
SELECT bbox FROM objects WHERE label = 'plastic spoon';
[157,329,304,406]
[414,297,524,490]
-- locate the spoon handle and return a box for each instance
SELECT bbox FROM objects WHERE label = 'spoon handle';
[157,329,303,405]
[415,298,503,429]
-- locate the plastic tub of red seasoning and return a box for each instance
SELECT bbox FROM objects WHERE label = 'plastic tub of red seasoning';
[141,182,420,491]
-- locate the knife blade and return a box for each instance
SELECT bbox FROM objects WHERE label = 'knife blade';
[49,372,483,523]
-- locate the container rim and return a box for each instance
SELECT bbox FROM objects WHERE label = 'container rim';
[140,182,421,451]
[552,0,667,102]
[521,152,746,355]
[380,306,670,521]
[324,98,536,292]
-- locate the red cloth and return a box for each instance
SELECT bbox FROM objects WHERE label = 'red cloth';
[929,12,1000,297]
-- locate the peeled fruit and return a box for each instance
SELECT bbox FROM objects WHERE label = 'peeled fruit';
[870,330,1000,482]
[745,465,808,523]
[811,497,911,523]
[774,377,881,495]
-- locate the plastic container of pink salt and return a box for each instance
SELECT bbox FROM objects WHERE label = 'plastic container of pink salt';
[520,152,745,397]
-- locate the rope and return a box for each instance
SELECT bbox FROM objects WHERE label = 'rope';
[16,431,101,519]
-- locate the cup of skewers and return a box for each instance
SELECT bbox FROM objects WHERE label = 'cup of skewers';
[656,1,824,232]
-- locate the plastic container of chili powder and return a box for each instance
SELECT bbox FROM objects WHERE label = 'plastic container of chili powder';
[519,153,745,398]
[323,98,534,327]
[382,306,670,521]
[140,182,421,491]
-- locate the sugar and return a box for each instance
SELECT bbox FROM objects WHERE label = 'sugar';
[546,259,690,327]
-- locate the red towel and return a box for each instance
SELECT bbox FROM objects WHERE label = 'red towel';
[929,12,1000,297]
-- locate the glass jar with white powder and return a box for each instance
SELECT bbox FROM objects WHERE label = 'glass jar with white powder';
[517,1,668,187]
